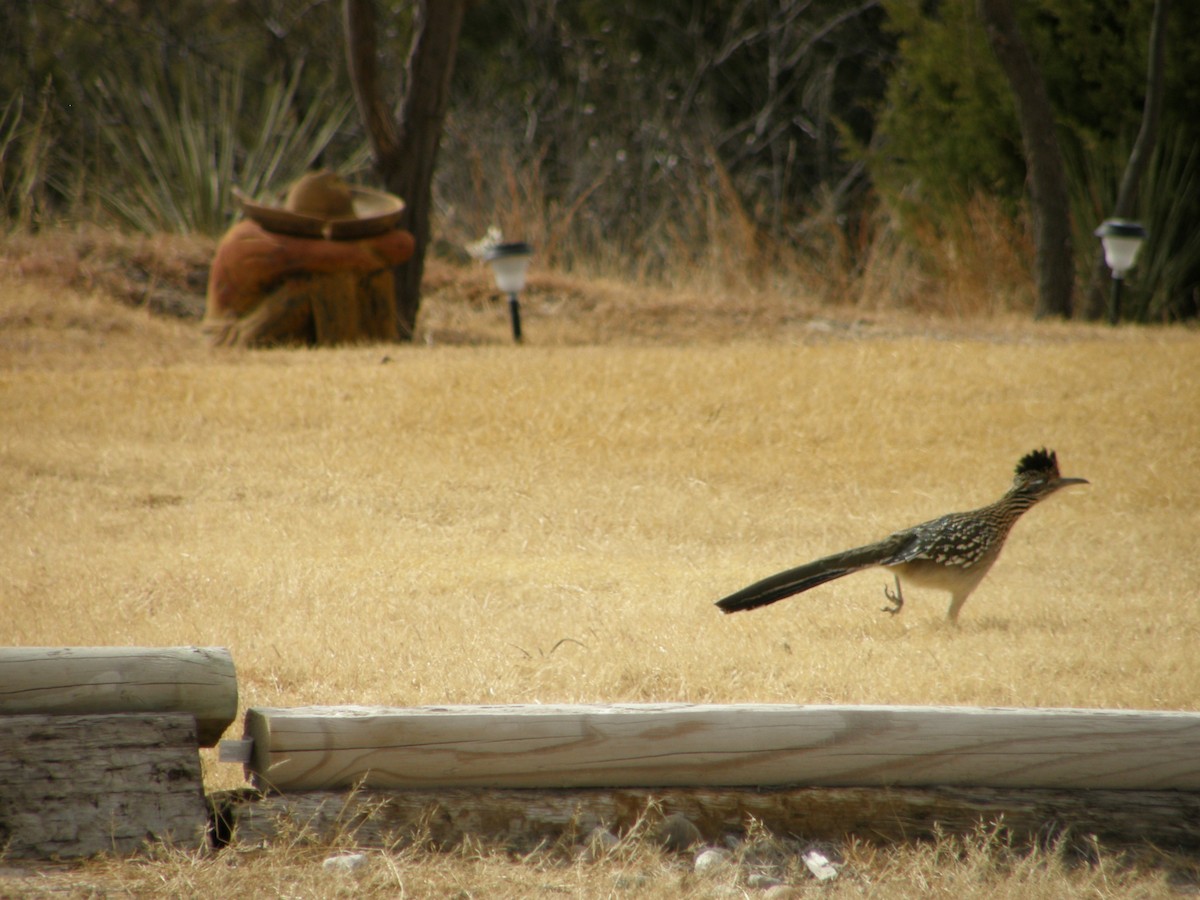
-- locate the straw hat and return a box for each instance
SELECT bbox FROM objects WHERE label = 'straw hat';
[233,169,405,240]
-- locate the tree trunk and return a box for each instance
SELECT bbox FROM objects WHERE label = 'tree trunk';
[344,0,467,339]
[1082,0,1169,320]
[977,0,1073,319]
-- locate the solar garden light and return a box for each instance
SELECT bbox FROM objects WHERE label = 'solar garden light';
[1094,219,1147,325]
[484,242,534,343]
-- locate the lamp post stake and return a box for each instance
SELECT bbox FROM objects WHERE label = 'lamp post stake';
[1109,277,1123,327]
[483,242,534,344]
[1094,219,1147,326]
[508,292,523,342]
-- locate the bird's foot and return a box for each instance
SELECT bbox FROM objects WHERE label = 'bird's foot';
[881,576,904,616]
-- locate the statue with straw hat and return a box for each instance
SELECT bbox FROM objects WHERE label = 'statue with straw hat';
[205,170,415,346]
[234,169,406,240]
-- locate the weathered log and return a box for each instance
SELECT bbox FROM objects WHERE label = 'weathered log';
[215,784,1200,853]
[0,646,237,747]
[0,713,209,859]
[241,704,1200,793]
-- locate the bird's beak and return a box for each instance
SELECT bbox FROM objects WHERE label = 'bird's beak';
[1054,476,1089,489]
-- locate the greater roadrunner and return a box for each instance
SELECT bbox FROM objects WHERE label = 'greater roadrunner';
[715,448,1088,623]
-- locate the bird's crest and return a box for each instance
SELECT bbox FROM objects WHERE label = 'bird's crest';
[1015,447,1059,478]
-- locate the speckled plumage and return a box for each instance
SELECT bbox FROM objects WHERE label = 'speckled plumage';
[715,448,1088,623]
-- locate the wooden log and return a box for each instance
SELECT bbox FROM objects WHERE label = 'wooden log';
[0,646,237,747]
[0,713,209,859]
[241,704,1200,793]
[216,784,1200,853]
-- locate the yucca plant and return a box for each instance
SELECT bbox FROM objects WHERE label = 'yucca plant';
[0,85,56,230]
[0,94,26,222]
[1067,127,1200,322]
[1133,130,1200,321]
[89,62,370,235]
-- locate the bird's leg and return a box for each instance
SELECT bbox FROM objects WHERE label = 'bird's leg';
[881,575,905,616]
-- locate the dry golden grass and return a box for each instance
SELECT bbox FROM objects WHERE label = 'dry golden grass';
[14,828,1192,899]
[2,248,1199,896]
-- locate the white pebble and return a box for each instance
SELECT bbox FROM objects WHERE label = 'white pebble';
[580,827,620,861]
[802,848,839,881]
[322,852,368,873]
[693,847,732,873]
[748,873,784,889]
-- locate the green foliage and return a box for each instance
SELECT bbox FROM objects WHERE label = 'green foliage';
[1069,128,1200,322]
[1137,132,1200,320]
[1028,0,1149,145]
[87,63,368,235]
[874,0,1023,209]
[872,0,1200,320]
[2,0,1197,318]
[0,0,354,232]
[0,87,54,230]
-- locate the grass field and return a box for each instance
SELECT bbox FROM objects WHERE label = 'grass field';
[2,251,1199,896]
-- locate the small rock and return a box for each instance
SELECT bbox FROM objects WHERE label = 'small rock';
[322,852,368,873]
[693,847,732,873]
[763,887,802,900]
[657,813,702,852]
[580,827,620,862]
[613,873,652,890]
[747,873,784,889]
[802,848,839,882]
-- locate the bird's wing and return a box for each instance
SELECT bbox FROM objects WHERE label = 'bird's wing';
[874,525,930,566]
[881,511,996,568]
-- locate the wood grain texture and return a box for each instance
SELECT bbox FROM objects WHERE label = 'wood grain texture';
[242,704,1200,792]
[0,646,236,746]
[0,713,208,859]
[217,784,1200,852]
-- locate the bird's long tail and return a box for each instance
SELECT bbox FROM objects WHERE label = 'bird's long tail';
[715,541,897,613]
